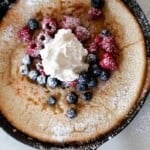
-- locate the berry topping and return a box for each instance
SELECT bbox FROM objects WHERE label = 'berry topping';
[88,7,102,20]
[76,83,88,91]
[47,96,57,105]
[47,77,60,88]
[92,68,101,77]
[83,92,92,101]
[87,77,97,88]
[89,66,102,77]
[88,42,98,53]
[37,75,46,85]
[28,70,38,81]
[87,54,97,64]
[91,0,105,9]
[61,16,80,30]
[27,18,39,31]
[94,35,102,46]
[67,80,78,88]
[66,92,78,104]
[74,26,90,42]
[101,36,118,53]
[99,53,118,71]
[99,69,110,81]
[20,65,29,75]
[100,29,110,37]
[18,26,32,43]
[22,54,31,65]
[42,17,57,35]
[66,108,77,119]
[38,33,46,42]
[35,62,45,75]
[78,72,90,84]
[27,42,39,57]
[89,64,99,71]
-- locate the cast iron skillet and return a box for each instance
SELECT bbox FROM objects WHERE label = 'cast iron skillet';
[0,0,150,149]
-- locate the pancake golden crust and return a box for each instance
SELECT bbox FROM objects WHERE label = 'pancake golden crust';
[0,0,147,144]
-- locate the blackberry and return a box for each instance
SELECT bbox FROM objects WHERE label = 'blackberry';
[47,96,57,105]
[66,108,77,119]
[83,92,93,101]
[27,19,39,31]
[91,0,105,9]
[99,70,110,81]
[66,92,78,104]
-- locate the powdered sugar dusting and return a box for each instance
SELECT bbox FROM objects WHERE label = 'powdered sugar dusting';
[26,0,50,6]
[51,124,73,142]
[1,25,15,41]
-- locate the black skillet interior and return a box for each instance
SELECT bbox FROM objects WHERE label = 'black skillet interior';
[0,0,150,149]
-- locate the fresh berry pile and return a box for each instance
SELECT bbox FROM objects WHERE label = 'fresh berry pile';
[18,0,119,119]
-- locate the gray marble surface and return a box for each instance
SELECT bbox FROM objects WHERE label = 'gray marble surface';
[0,0,150,150]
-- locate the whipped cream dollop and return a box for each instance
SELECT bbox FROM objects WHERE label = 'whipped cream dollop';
[40,29,89,81]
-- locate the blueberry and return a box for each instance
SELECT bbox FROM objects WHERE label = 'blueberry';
[66,92,78,104]
[89,65,102,77]
[78,72,90,84]
[87,54,97,64]
[47,96,57,105]
[87,77,97,88]
[22,54,31,65]
[76,83,88,91]
[83,92,93,101]
[89,64,99,71]
[92,68,102,77]
[66,108,77,119]
[91,0,105,9]
[28,70,38,81]
[100,29,110,37]
[47,77,59,88]
[61,81,69,89]
[20,65,29,75]
[27,18,39,30]
[99,70,110,81]
[91,64,99,69]
[37,75,46,85]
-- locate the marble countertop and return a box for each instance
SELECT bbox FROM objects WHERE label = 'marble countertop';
[0,0,150,150]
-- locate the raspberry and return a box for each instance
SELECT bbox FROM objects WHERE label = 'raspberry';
[37,31,46,42]
[88,42,98,53]
[18,26,32,43]
[94,35,103,46]
[67,80,78,88]
[88,7,102,20]
[27,42,39,57]
[99,53,118,71]
[42,17,57,35]
[35,61,46,75]
[61,16,80,30]
[101,36,118,53]
[37,31,52,49]
[74,26,90,42]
